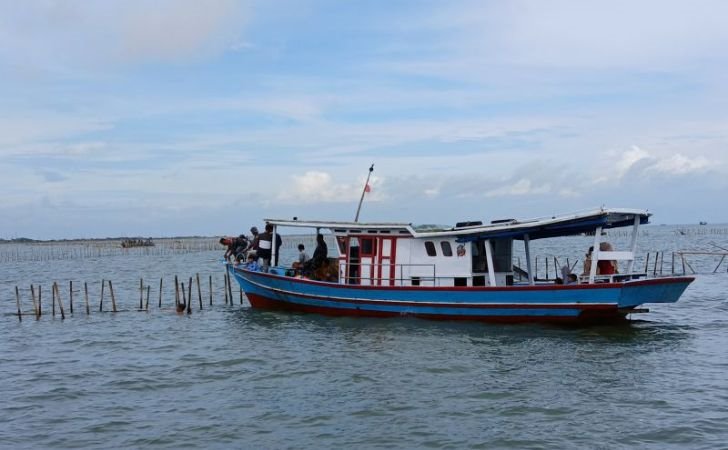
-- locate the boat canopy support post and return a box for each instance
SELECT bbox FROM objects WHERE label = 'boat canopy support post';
[626,215,640,275]
[589,226,602,284]
[524,233,534,286]
[271,224,278,268]
[484,239,496,287]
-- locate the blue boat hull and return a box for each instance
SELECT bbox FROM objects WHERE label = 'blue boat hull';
[230,267,694,324]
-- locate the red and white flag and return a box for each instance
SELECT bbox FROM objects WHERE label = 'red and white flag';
[364,183,371,193]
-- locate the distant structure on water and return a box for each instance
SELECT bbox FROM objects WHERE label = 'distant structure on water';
[699,221,708,226]
[121,238,155,248]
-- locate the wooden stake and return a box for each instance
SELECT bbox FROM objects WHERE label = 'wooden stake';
[226,270,233,304]
[209,275,213,306]
[55,282,66,319]
[145,285,150,311]
[196,273,202,310]
[84,282,90,315]
[224,273,229,305]
[188,277,192,311]
[175,275,180,307]
[30,284,38,319]
[109,280,117,313]
[52,282,57,317]
[158,278,163,308]
[15,286,22,321]
[240,287,243,305]
[100,279,105,312]
[139,278,144,310]
[69,280,74,314]
[38,285,42,317]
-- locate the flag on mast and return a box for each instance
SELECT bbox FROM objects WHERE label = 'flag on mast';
[354,164,374,222]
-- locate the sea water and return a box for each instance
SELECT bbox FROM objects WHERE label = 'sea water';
[1,226,727,449]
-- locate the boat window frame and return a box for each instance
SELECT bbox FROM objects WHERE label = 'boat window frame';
[424,241,437,257]
[440,241,453,257]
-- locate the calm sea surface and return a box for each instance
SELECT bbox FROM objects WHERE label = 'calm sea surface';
[1,226,727,449]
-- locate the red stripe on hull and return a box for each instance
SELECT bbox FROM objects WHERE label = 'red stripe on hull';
[245,293,627,324]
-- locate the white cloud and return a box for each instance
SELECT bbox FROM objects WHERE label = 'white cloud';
[0,1,250,69]
[615,146,652,178]
[410,1,728,72]
[485,178,552,198]
[648,153,710,175]
[278,171,356,203]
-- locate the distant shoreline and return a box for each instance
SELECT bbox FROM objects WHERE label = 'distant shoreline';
[1,225,726,243]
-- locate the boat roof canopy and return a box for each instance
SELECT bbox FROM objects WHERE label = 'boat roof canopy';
[264,208,650,241]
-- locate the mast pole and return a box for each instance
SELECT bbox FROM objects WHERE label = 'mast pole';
[354,164,374,222]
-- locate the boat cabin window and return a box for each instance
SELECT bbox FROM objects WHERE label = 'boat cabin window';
[424,241,437,257]
[491,238,513,272]
[441,241,453,257]
[360,237,376,256]
[471,241,488,272]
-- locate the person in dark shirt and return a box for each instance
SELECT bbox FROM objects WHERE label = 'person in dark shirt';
[311,233,328,270]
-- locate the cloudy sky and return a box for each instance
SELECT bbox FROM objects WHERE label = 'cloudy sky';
[1,0,727,239]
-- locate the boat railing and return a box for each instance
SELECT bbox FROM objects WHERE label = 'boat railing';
[338,261,448,287]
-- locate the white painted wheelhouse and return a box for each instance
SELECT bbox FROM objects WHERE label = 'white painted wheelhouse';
[265,208,651,287]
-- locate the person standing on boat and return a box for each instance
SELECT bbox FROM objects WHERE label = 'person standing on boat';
[247,226,260,257]
[273,228,283,266]
[256,224,274,271]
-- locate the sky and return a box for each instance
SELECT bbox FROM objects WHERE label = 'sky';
[1,0,727,239]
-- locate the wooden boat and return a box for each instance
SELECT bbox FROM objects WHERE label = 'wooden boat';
[229,208,693,324]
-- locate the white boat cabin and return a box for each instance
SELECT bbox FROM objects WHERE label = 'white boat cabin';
[265,208,650,287]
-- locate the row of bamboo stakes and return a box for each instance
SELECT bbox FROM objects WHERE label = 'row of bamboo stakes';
[12,271,240,322]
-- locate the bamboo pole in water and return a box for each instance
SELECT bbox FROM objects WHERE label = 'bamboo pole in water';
[100,279,105,312]
[52,282,56,317]
[31,285,38,319]
[69,281,74,315]
[84,282,90,315]
[54,282,66,319]
[188,277,192,311]
[15,286,22,322]
[158,278,163,308]
[208,275,213,306]
[224,273,229,305]
[196,273,202,310]
[139,278,144,310]
[226,271,233,304]
[175,275,180,308]
[181,281,186,309]
[145,285,150,311]
[109,280,117,313]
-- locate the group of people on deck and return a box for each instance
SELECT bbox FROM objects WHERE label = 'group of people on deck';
[557,242,619,285]
[582,242,619,277]
[219,223,282,271]
[220,226,331,278]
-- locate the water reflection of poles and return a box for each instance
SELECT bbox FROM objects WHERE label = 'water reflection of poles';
[354,164,374,222]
